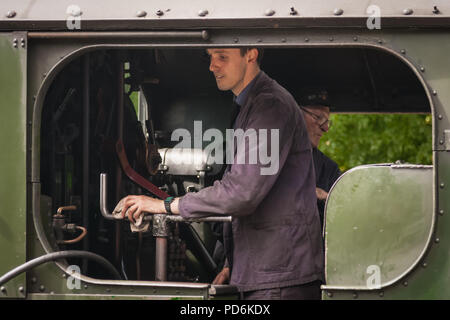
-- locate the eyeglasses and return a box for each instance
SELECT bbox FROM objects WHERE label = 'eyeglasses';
[300,107,332,130]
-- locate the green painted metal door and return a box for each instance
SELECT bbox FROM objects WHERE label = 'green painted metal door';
[0,32,27,298]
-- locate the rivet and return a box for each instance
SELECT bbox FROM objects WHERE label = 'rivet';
[155,10,163,17]
[422,262,427,268]
[379,291,384,297]
[329,37,334,42]
[84,284,88,289]
[20,38,25,48]
[400,49,406,54]
[353,292,358,299]
[31,277,37,283]
[233,38,239,43]
[6,10,16,18]
[378,39,383,44]
[439,209,444,215]
[438,114,443,120]
[42,73,47,78]
[440,183,445,189]
[403,8,413,15]
[136,10,147,18]
[334,8,344,16]
[153,289,157,293]
[18,286,24,293]
[327,291,333,298]
[265,9,275,17]
[281,38,286,43]
[435,238,440,243]
[353,36,358,41]
[257,39,262,43]
[440,140,444,145]
[198,9,208,17]
[39,285,45,292]
[432,90,437,96]
[305,37,309,42]
[420,66,425,72]
[106,288,111,293]
[403,281,408,286]
[62,274,67,279]
[290,7,298,15]
[201,30,210,40]
[1,286,6,293]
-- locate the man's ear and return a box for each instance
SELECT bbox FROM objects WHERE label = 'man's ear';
[247,48,258,64]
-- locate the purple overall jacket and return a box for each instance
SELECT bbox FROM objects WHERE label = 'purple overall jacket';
[179,71,324,292]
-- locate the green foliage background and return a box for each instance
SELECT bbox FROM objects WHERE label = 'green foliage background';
[318,114,433,172]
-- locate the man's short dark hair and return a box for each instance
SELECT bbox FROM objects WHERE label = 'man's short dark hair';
[239,48,264,66]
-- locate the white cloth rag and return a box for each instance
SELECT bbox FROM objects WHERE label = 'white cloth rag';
[112,197,150,233]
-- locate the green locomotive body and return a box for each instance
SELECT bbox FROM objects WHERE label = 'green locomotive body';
[0,0,449,299]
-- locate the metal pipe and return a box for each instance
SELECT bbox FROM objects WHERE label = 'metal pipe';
[0,250,121,286]
[28,31,210,40]
[145,215,232,223]
[99,173,115,220]
[155,238,168,281]
[60,226,88,245]
[115,57,125,266]
[82,53,90,274]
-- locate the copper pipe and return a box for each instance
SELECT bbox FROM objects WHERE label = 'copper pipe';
[60,226,88,245]
[57,205,77,215]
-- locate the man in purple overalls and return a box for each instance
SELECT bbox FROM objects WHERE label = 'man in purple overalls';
[120,48,324,300]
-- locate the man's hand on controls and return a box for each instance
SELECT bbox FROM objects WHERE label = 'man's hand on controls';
[316,187,328,201]
[120,195,179,223]
[212,267,230,285]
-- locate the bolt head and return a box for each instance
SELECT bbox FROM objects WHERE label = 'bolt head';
[438,114,443,120]
[435,238,440,243]
[6,10,16,18]
[265,9,275,16]
[136,10,147,18]
[334,8,344,16]
[198,9,208,17]
[39,285,45,292]
[0,286,6,293]
[440,183,445,188]
[403,8,413,15]
[327,291,333,298]
[433,90,437,95]
[439,209,444,215]
[18,286,24,293]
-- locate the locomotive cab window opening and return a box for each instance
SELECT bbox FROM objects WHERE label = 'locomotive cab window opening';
[38,47,431,283]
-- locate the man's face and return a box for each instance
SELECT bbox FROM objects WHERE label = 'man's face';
[207,48,249,96]
[302,106,330,148]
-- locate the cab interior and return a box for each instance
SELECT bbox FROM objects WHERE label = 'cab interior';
[38,46,431,284]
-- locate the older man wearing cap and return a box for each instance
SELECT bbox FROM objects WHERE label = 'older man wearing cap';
[298,88,341,230]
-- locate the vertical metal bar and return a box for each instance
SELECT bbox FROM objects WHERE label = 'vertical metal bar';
[82,54,90,274]
[155,238,168,281]
[115,55,125,266]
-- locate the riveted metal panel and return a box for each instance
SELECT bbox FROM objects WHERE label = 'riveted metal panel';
[0,32,27,299]
[1,0,450,30]
[324,165,433,290]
